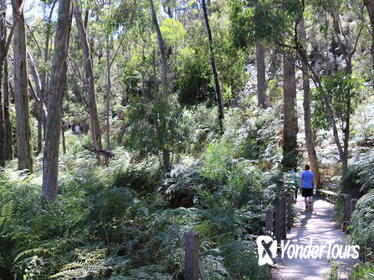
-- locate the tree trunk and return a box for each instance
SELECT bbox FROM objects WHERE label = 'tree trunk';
[12,0,33,172]
[299,18,320,185]
[282,53,298,170]
[0,0,6,167]
[294,21,350,174]
[61,120,66,154]
[105,34,111,149]
[364,0,374,76]
[201,0,224,132]
[3,55,12,160]
[256,40,267,108]
[74,6,102,150]
[40,0,57,133]
[27,50,47,155]
[42,0,73,201]
[342,57,353,172]
[149,0,171,174]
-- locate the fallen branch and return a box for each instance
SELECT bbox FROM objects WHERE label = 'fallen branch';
[82,145,115,159]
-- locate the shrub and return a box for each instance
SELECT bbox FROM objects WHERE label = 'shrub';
[349,190,374,259]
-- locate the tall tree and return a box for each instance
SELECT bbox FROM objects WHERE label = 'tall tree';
[27,50,47,155]
[256,40,267,108]
[105,35,111,149]
[201,0,224,132]
[37,0,57,155]
[364,0,374,81]
[149,0,171,174]
[282,53,298,170]
[0,0,6,167]
[12,0,33,172]
[42,0,74,201]
[74,5,102,150]
[3,55,12,160]
[299,17,320,185]
[294,0,363,172]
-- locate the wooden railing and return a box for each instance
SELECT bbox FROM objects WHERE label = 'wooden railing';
[183,189,361,279]
[183,193,296,279]
[316,189,358,230]
[316,189,339,203]
[265,193,295,242]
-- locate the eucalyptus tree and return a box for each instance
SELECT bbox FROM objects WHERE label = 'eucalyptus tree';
[229,0,280,109]
[295,0,365,172]
[282,52,298,170]
[149,0,171,173]
[299,17,320,185]
[256,40,267,108]
[229,0,300,170]
[12,0,33,172]
[364,0,374,76]
[74,3,102,151]
[0,0,6,167]
[43,0,74,201]
[3,55,12,161]
[200,0,224,132]
[38,0,58,155]
[0,0,13,163]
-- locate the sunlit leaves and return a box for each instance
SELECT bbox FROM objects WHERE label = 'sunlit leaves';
[160,18,186,46]
[312,71,365,129]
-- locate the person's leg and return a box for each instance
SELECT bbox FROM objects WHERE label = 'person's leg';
[307,190,313,210]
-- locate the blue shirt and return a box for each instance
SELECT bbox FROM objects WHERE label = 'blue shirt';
[301,170,314,189]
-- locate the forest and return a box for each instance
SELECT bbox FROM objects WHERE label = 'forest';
[0,0,373,279]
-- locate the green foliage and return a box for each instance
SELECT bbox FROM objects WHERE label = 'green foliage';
[349,263,374,280]
[312,71,364,130]
[176,47,215,106]
[0,200,13,234]
[160,18,187,46]
[0,142,276,280]
[112,160,162,193]
[349,190,374,259]
[229,0,301,48]
[124,93,193,162]
[341,150,374,196]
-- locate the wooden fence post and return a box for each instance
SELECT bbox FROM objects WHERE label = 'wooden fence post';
[265,207,273,235]
[185,231,199,280]
[351,198,358,214]
[286,193,293,231]
[274,201,281,242]
[274,199,287,242]
[345,194,352,221]
[281,196,287,239]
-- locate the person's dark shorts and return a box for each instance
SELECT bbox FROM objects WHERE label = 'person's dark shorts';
[302,188,313,197]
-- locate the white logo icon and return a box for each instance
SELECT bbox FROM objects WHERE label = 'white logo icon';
[256,236,277,266]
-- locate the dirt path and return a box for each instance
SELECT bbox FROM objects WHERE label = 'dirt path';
[273,196,357,280]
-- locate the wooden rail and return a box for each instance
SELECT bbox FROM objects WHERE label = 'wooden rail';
[184,189,359,277]
[316,189,339,203]
[265,193,295,242]
[316,189,358,229]
[184,193,295,278]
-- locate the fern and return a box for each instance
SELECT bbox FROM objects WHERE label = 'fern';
[0,200,13,234]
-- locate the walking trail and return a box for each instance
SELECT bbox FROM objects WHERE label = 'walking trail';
[273,195,357,280]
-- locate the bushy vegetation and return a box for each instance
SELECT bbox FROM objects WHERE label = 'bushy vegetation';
[0,105,287,279]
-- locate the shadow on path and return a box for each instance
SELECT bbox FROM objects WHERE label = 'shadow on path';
[272,195,356,280]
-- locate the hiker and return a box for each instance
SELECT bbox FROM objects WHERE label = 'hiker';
[74,124,81,135]
[290,167,299,203]
[300,164,316,210]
